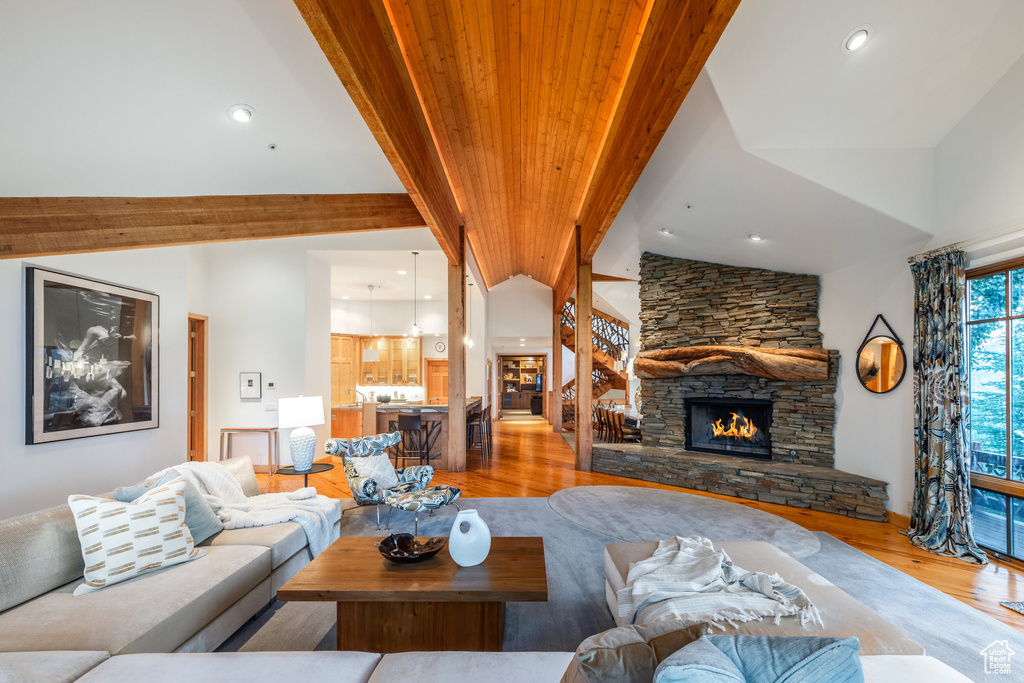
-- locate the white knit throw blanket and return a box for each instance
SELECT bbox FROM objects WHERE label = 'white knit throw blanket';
[153,462,336,557]
[617,536,823,630]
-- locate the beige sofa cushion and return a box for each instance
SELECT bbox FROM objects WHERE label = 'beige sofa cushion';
[368,652,576,683]
[201,523,306,569]
[77,652,382,683]
[604,540,924,656]
[0,545,270,655]
[200,499,341,569]
[0,651,108,683]
[220,456,261,497]
[561,621,709,682]
[0,503,85,611]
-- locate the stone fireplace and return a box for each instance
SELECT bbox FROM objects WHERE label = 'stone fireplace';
[685,398,772,460]
[591,252,889,521]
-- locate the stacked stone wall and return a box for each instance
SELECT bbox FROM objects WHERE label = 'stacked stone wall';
[638,253,838,468]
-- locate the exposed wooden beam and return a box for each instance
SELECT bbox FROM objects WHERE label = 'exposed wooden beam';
[293,0,462,262]
[575,0,740,263]
[574,227,593,472]
[551,290,563,435]
[593,273,638,283]
[447,226,467,473]
[0,194,424,259]
[553,235,577,310]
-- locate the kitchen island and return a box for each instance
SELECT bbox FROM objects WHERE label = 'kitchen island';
[330,398,482,471]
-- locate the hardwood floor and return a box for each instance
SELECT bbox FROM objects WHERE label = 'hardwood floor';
[259,418,1024,633]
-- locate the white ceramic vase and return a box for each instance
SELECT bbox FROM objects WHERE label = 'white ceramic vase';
[448,509,491,567]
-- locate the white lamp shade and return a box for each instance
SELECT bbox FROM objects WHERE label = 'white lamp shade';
[362,348,380,362]
[278,395,325,429]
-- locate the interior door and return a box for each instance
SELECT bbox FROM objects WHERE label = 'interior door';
[426,359,449,404]
[187,315,207,462]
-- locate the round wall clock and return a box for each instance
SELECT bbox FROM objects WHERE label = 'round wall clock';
[435,341,446,352]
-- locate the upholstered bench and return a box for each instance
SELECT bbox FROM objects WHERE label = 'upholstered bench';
[604,540,925,656]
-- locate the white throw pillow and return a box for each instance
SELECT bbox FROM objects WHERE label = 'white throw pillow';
[352,453,400,490]
[68,477,205,596]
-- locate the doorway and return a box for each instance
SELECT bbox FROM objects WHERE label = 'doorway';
[426,359,449,404]
[187,315,208,462]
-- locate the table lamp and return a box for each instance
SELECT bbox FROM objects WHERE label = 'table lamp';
[279,395,325,472]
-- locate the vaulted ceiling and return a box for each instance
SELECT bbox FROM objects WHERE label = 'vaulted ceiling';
[295,0,740,290]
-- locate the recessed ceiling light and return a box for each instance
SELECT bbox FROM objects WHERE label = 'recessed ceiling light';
[520,338,525,341]
[843,26,871,52]
[397,270,407,275]
[341,296,349,300]
[227,103,253,123]
[435,333,440,337]
[748,233,764,242]
[520,343,525,347]
[424,295,432,299]
[659,227,673,236]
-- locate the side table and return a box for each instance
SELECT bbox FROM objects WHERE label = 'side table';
[276,462,334,487]
[219,427,279,474]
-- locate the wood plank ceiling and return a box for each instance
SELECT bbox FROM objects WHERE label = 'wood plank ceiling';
[378,0,739,290]
[385,0,650,287]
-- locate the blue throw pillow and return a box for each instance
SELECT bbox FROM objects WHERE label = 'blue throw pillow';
[115,469,224,545]
[654,637,745,682]
[656,635,863,683]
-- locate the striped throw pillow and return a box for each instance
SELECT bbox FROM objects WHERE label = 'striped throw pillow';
[68,477,205,596]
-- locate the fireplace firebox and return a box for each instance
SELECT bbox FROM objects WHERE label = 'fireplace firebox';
[685,398,772,460]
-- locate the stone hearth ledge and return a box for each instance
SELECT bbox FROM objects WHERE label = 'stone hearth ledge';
[592,443,888,522]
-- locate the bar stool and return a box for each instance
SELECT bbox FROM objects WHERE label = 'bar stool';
[467,407,488,464]
[388,413,427,466]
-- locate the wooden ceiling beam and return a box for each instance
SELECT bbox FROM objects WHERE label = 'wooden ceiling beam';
[575,0,740,263]
[294,0,463,262]
[553,231,577,310]
[0,194,424,259]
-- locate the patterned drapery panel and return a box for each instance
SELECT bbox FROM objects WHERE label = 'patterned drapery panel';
[906,247,987,564]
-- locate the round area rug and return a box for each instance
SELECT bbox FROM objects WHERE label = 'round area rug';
[548,486,820,557]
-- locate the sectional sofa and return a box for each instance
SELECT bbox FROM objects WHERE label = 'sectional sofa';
[0,456,341,656]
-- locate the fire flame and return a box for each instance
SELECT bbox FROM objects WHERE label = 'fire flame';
[711,412,758,441]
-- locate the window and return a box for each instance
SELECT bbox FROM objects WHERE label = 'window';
[966,257,1024,557]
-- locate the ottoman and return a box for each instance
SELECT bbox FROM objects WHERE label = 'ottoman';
[385,485,462,535]
[604,540,924,656]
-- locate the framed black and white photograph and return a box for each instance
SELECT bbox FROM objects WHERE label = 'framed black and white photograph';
[239,372,262,399]
[26,268,159,444]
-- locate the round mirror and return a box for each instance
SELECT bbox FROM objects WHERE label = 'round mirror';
[857,335,906,393]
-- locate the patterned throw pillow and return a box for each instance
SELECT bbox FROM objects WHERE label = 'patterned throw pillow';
[351,453,399,490]
[68,477,205,596]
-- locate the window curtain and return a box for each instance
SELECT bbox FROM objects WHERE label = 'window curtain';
[905,246,987,564]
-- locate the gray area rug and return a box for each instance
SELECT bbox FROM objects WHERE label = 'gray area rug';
[549,485,820,558]
[220,493,1024,679]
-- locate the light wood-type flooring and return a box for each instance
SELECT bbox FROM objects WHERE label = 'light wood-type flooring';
[259,418,1024,633]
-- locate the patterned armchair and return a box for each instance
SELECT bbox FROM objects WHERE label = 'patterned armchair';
[324,432,434,506]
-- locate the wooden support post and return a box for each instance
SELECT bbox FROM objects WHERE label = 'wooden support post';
[574,228,593,471]
[552,291,563,434]
[447,227,467,473]
[361,402,380,437]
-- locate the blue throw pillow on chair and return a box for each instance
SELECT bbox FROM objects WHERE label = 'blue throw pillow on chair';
[655,635,863,683]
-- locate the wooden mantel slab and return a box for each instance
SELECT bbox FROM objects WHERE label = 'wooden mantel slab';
[634,346,832,381]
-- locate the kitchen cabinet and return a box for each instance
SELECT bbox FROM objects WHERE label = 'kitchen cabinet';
[353,335,422,386]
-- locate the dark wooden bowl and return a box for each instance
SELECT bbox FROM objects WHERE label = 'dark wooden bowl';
[375,533,447,564]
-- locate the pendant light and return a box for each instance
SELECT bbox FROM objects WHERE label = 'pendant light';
[464,283,475,348]
[410,252,423,337]
[362,285,380,362]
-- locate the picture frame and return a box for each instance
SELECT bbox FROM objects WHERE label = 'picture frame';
[239,372,262,399]
[26,268,159,444]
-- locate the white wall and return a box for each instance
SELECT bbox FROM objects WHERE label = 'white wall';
[0,248,188,519]
[819,250,923,515]
[934,53,1024,246]
[192,236,338,467]
[331,299,448,336]
[487,276,552,338]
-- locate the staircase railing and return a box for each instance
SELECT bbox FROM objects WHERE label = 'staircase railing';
[562,299,629,361]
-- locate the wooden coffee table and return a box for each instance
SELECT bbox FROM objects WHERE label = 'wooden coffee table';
[276,536,547,653]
